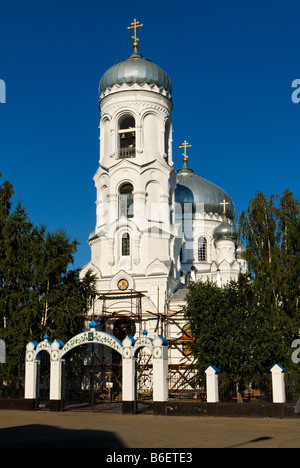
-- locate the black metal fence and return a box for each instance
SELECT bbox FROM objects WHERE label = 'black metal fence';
[0,377,24,400]
[218,374,273,403]
[1,363,300,407]
[168,371,300,404]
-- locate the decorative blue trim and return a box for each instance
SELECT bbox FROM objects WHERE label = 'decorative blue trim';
[157,335,168,346]
[126,335,136,345]
[271,364,286,373]
[89,319,97,329]
[54,339,64,349]
[211,365,220,374]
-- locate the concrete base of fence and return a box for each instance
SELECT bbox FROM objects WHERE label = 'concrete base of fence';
[122,401,137,414]
[165,401,300,418]
[49,400,63,412]
[1,399,300,418]
[0,399,36,411]
[153,402,166,416]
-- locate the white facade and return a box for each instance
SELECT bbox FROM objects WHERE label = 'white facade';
[80,45,246,382]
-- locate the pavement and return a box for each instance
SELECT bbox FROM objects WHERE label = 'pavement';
[0,410,300,449]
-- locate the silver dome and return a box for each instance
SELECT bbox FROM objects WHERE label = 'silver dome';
[175,162,235,219]
[236,242,246,258]
[213,216,238,240]
[99,51,172,97]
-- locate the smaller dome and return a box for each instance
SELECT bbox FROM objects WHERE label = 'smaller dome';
[236,242,246,259]
[213,216,238,241]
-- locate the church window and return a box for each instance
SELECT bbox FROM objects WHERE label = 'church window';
[122,233,130,256]
[198,237,207,261]
[118,115,136,159]
[119,183,134,218]
[165,119,171,162]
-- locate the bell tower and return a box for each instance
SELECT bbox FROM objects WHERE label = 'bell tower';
[83,20,180,300]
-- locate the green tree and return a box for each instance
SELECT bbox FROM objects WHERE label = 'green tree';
[239,189,300,358]
[0,173,97,378]
[184,189,300,396]
[185,275,278,378]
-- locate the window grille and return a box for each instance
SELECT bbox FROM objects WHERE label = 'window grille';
[122,233,130,256]
[198,237,207,261]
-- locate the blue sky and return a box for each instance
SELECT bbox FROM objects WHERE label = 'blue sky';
[0,0,299,269]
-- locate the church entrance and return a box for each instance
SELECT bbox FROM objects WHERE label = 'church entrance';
[63,343,123,412]
[36,350,50,410]
[25,325,168,415]
[136,347,153,413]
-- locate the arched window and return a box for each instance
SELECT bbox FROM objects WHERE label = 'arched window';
[122,233,130,256]
[165,119,171,161]
[119,183,134,218]
[118,115,136,159]
[198,237,207,261]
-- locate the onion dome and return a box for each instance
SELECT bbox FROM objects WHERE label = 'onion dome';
[236,242,246,259]
[99,51,172,99]
[213,216,238,241]
[175,161,235,219]
[89,319,97,329]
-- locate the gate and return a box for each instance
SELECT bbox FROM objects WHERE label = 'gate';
[63,343,122,411]
[136,347,153,413]
[25,325,169,414]
[37,350,50,409]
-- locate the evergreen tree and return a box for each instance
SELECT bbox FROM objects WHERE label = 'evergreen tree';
[0,173,97,378]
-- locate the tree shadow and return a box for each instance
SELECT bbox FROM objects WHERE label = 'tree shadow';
[0,424,126,448]
[226,436,273,448]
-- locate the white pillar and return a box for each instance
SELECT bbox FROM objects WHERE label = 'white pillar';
[25,341,39,400]
[153,337,168,403]
[122,337,136,413]
[205,365,220,403]
[50,360,64,400]
[122,355,136,401]
[271,364,286,403]
[152,336,168,415]
[49,339,64,407]
[24,360,39,400]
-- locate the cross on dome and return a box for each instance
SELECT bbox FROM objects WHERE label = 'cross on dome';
[220,199,229,215]
[127,19,143,52]
[179,140,192,163]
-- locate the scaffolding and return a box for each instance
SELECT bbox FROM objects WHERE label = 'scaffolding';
[85,288,197,401]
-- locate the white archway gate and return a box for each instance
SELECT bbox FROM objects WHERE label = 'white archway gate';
[24,321,168,414]
[122,331,168,414]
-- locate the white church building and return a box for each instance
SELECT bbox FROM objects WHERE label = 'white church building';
[79,21,246,398]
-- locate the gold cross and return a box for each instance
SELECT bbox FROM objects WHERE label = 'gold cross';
[128,19,143,52]
[220,199,229,215]
[179,140,192,162]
